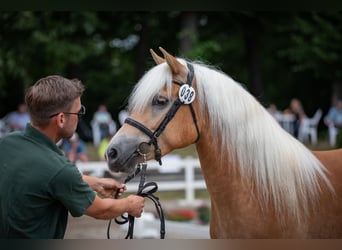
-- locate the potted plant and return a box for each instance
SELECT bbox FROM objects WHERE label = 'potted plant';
[197,204,210,224]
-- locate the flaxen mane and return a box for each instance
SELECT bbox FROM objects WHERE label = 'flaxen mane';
[128,58,334,223]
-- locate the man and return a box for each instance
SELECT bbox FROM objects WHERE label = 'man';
[325,99,342,129]
[324,99,342,146]
[6,103,31,131]
[0,75,144,238]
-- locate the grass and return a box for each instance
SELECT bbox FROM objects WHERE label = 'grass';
[303,139,334,151]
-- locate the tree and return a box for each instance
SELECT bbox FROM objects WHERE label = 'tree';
[277,12,342,105]
[0,12,102,115]
[1,11,342,127]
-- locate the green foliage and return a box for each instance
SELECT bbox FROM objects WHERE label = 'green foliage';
[336,130,342,149]
[197,204,211,224]
[277,12,342,79]
[1,11,341,127]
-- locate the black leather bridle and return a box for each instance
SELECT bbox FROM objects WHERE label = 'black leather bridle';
[124,62,200,165]
[107,63,200,239]
[108,159,166,239]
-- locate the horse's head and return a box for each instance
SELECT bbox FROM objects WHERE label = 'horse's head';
[106,47,202,173]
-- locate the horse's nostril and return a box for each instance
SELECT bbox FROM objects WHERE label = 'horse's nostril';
[108,148,118,159]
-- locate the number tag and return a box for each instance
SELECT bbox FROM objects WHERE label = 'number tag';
[178,84,196,104]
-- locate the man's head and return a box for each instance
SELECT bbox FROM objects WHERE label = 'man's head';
[25,75,85,139]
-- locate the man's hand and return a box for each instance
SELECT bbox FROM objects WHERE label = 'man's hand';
[83,175,126,198]
[125,195,145,217]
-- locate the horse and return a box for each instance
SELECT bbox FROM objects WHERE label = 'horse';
[105,47,342,238]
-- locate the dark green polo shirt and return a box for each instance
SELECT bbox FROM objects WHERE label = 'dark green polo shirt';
[0,124,96,238]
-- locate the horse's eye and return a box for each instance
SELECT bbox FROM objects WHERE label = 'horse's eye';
[152,95,169,106]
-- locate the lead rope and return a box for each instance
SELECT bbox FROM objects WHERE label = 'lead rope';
[107,154,165,239]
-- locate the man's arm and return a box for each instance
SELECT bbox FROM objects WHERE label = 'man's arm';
[85,194,144,220]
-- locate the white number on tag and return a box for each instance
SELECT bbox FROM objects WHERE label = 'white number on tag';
[178,84,196,104]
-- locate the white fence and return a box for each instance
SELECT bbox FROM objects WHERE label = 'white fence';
[76,155,207,204]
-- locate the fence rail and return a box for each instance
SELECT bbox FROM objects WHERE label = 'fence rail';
[76,156,207,204]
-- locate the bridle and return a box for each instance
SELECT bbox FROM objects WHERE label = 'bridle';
[108,153,166,239]
[107,62,200,239]
[124,62,200,165]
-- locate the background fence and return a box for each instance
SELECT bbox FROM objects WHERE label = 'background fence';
[76,155,207,204]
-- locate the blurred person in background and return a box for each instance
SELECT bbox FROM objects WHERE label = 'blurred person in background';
[61,132,88,164]
[7,103,31,132]
[324,99,342,146]
[91,104,117,146]
[285,98,307,137]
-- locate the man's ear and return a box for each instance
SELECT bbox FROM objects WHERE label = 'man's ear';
[55,113,65,128]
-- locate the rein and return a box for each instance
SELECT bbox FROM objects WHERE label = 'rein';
[125,62,200,165]
[107,146,165,239]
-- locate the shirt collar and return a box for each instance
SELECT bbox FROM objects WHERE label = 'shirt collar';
[24,123,64,156]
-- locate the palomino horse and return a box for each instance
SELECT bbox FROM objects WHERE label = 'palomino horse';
[106,47,342,238]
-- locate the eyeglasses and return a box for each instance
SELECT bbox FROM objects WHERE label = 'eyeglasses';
[49,105,86,119]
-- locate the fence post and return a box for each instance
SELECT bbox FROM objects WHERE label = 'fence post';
[184,158,195,204]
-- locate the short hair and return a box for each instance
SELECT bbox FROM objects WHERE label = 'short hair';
[25,75,85,127]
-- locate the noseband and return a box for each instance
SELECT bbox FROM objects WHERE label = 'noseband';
[125,62,200,165]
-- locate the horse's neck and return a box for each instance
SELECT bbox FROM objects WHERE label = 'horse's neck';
[196,135,276,238]
[195,136,244,197]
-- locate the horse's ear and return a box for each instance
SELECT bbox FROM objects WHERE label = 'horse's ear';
[150,48,165,65]
[159,47,184,75]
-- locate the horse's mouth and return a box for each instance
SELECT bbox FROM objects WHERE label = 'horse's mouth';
[105,134,146,174]
[107,151,140,174]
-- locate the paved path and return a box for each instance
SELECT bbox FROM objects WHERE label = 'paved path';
[65,216,210,239]
[65,199,210,239]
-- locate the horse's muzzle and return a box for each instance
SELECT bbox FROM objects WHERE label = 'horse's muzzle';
[105,135,144,173]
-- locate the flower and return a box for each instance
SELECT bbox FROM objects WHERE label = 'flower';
[167,209,198,222]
